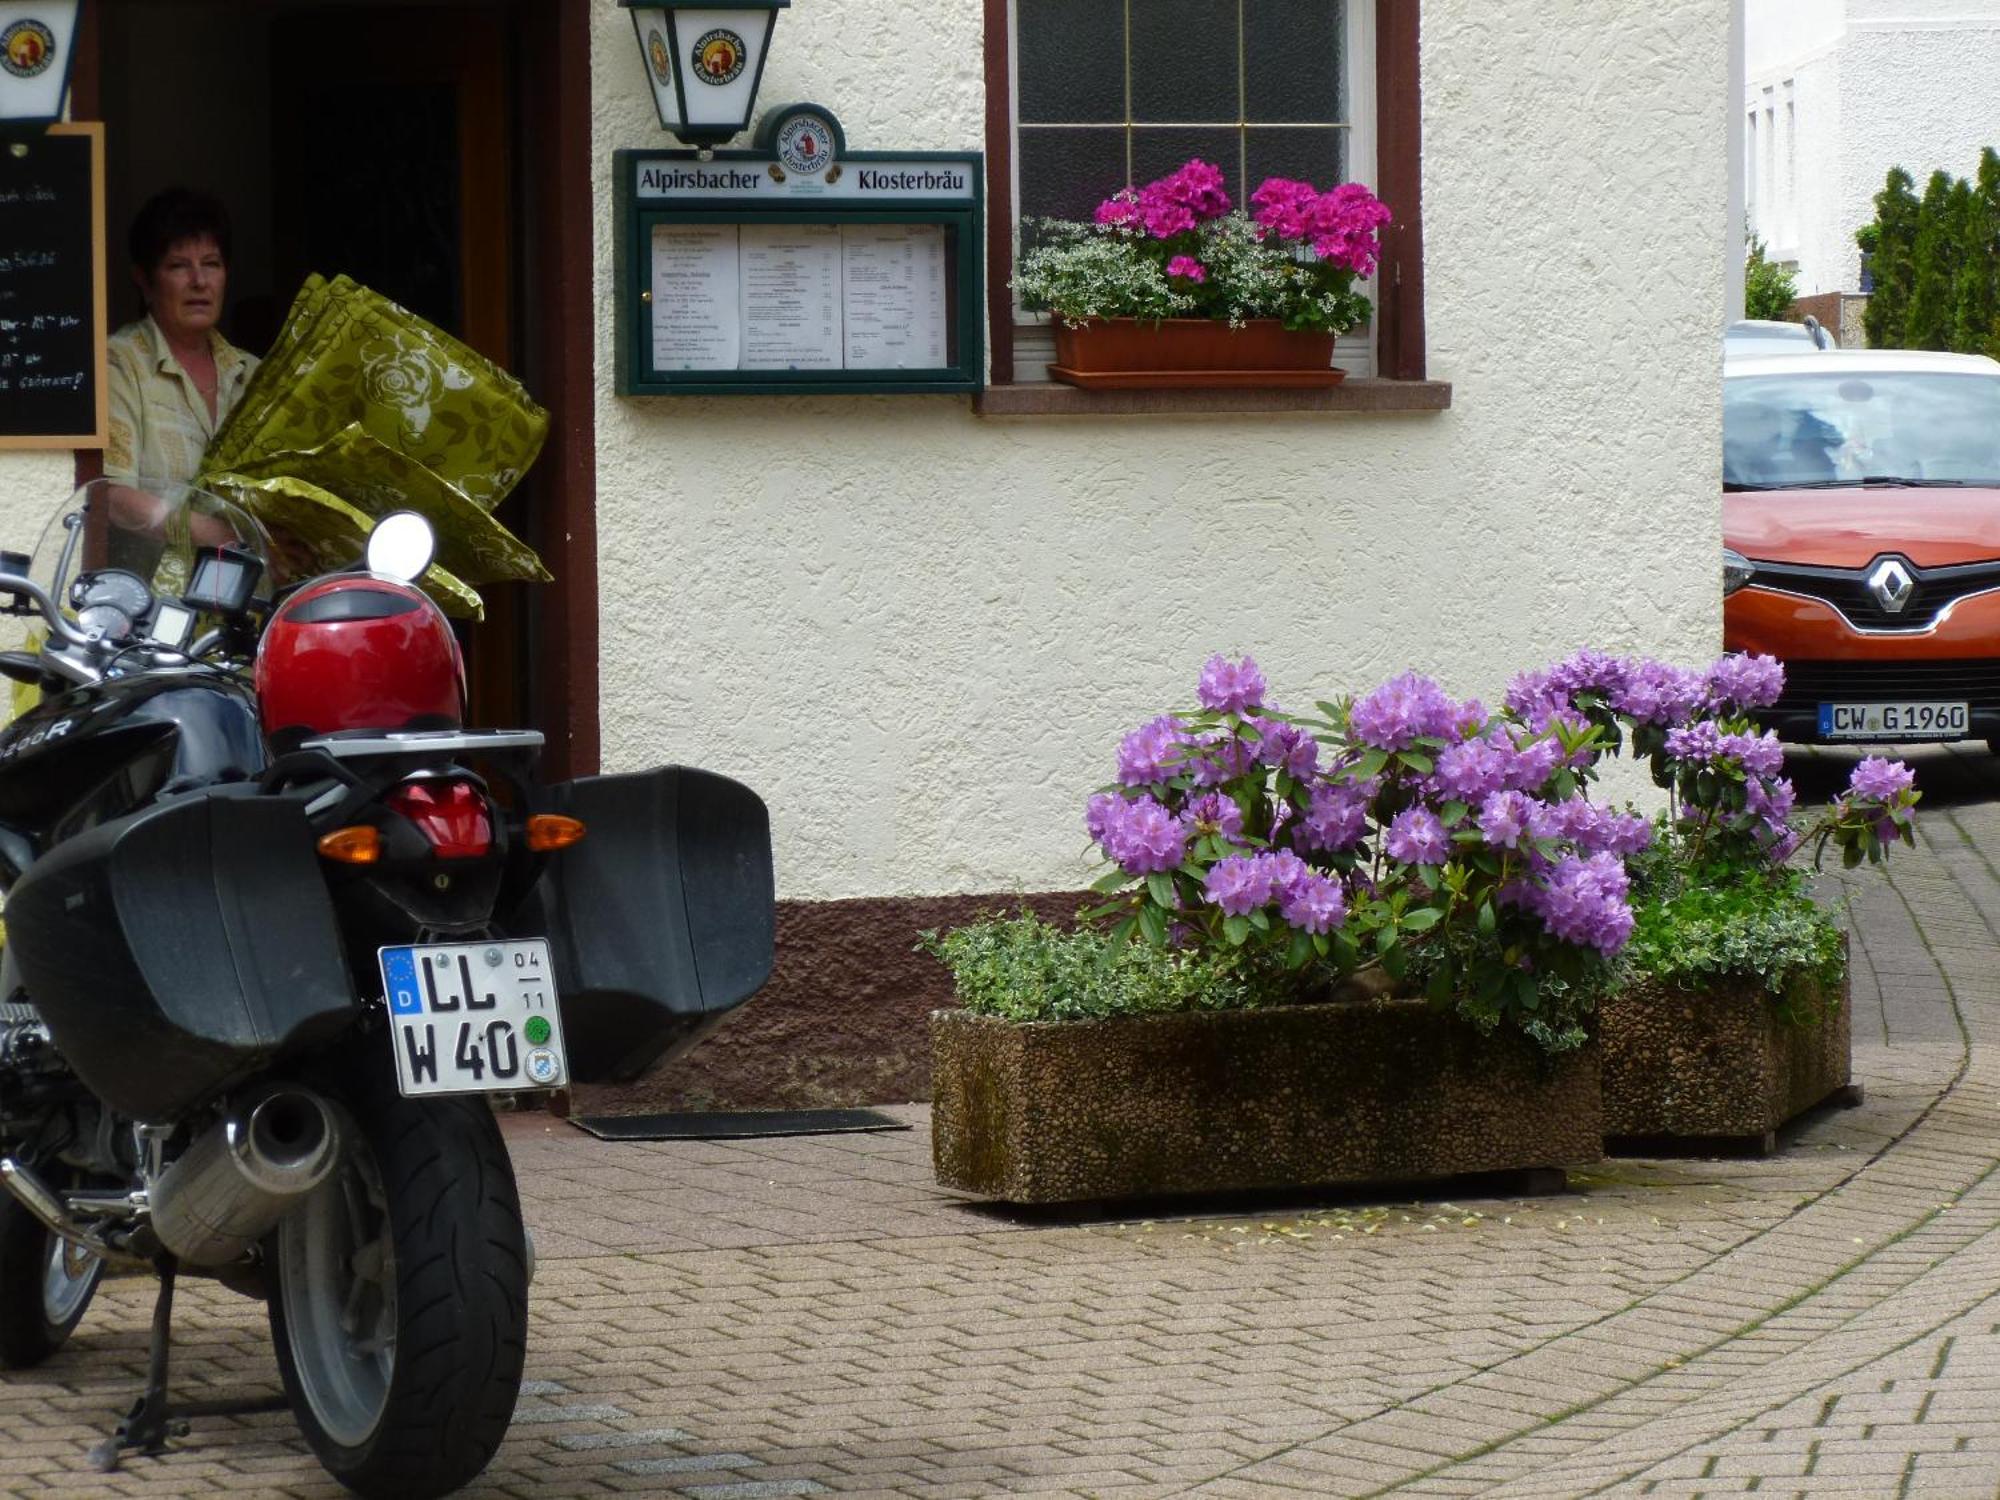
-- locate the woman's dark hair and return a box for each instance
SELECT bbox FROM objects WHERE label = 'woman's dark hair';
[128,187,231,274]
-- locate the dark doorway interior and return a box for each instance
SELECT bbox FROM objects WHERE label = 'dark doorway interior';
[91,0,543,735]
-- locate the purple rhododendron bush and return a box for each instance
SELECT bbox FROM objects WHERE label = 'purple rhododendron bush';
[1052,650,1918,1055]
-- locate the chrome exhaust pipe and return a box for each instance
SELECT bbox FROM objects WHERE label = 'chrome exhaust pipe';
[148,1088,338,1266]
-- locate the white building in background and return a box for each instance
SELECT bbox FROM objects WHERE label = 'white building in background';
[1747,0,2000,297]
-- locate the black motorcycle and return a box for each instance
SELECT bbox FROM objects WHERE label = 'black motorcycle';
[0,479,773,1497]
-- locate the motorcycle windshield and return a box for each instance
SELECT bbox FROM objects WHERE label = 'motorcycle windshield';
[27,478,273,615]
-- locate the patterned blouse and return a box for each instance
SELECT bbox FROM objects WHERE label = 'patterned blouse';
[104,315,259,486]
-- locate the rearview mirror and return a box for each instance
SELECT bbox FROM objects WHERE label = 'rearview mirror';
[365,512,436,584]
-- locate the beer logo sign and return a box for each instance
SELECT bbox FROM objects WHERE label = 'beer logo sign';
[646,28,672,86]
[691,28,745,85]
[0,19,55,79]
[775,114,834,177]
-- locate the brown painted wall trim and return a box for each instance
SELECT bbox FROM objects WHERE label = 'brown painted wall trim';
[1375,0,1427,382]
[573,890,1090,1116]
[538,0,601,779]
[981,0,1016,385]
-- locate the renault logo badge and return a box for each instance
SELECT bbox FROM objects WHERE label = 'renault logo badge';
[1868,557,1915,614]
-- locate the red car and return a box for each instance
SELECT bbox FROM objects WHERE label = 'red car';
[1723,349,2000,746]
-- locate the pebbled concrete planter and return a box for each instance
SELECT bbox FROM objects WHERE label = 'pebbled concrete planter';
[930,999,1602,1204]
[1600,970,1851,1147]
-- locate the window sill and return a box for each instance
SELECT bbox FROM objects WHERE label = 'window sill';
[972,378,1452,418]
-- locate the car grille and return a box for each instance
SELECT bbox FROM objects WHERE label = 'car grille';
[1775,659,2000,715]
[1751,556,2000,630]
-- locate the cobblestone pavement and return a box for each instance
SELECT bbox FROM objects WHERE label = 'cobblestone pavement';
[7,746,2000,1497]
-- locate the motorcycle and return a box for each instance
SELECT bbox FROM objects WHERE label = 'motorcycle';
[0,479,774,1497]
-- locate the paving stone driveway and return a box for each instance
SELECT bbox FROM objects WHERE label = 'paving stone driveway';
[7,747,2000,1498]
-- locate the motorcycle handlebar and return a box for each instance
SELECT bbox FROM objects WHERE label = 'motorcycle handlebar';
[0,570,104,651]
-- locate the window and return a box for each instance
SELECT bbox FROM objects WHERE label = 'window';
[983,0,1425,385]
[1012,1,1371,229]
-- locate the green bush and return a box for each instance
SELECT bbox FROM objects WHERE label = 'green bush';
[1744,235,1798,321]
[924,912,1309,1023]
[1624,852,1845,1026]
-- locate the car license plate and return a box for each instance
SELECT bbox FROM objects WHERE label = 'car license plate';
[1818,701,1969,739]
[378,939,568,1097]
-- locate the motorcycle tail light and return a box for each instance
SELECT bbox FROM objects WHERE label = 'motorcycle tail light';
[387,780,494,860]
[525,814,587,852]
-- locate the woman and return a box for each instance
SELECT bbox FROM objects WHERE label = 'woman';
[104,188,259,488]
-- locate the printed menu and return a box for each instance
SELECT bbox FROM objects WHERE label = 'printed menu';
[648,221,948,374]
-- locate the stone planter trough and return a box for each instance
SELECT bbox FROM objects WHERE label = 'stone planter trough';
[1600,969,1856,1152]
[930,998,1602,1204]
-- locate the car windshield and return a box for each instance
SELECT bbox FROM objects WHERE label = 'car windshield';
[1724,370,2000,489]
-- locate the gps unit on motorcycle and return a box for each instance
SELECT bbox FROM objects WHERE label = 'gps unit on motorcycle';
[185,545,262,615]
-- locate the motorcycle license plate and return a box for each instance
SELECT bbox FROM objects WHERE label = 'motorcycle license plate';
[1818,701,1968,739]
[378,940,568,1097]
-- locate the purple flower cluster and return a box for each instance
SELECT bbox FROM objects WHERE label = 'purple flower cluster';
[1165,254,1207,283]
[1202,850,1347,932]
[1086,793,1188,875]
[1297,780,1369,852]
[1522,853,1634,955]
[1705,653,1785,712]
[1349,672,1465,751]
[1611,660,1708,727]
[1662,721,1786,778]
[1116,714,1186,786]
[1197,653,1268,714]
[1383,806,1449,866]
[1096,160,1233,240]
[1254,718,1320,779]
[1848,756,1916,802]
[1247,178,1393,274]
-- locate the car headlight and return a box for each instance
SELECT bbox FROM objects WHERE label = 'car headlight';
[1723,548,1756,596]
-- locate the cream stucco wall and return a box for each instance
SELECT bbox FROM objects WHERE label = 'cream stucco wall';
[591,0,1727,903]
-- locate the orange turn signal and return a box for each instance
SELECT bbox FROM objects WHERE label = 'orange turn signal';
[525,814,587,852]
[317,826,383,865]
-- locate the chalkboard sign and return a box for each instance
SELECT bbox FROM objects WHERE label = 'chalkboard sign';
[0,123,107,449]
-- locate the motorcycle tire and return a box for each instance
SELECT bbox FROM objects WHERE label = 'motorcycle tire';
[0,1189,102,1369]
[268,1078,528,1499]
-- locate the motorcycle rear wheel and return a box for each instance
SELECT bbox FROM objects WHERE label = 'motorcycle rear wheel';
[268,1080,528,1499]
[0,1192,102,1369]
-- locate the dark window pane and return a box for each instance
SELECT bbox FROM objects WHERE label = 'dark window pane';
[1244,0,1343,122]
[1018,127,1129,222]
[1131,126,1243,202]
[1018,0,1126,123]
[1130,0,1237,123]
[1245,127,1346,193]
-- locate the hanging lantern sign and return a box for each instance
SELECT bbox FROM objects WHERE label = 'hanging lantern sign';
[620,1,789,150]
[0,0,82,133]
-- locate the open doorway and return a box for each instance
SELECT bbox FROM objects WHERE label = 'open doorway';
[81,0,591,753]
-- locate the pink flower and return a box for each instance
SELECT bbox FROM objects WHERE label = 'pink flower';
[1134,159,1233,239]
[1094,189,1142,228]
[1307,183,1393,275]
[1166,255,1207,283]
[1249,177,1320,240]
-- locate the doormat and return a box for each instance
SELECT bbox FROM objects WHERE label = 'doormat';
[570,1108,910,1142]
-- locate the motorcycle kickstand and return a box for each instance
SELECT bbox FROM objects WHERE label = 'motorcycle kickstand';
[86,1254,290,1474]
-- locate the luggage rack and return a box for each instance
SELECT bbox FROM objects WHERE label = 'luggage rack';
[300,730,545,759]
